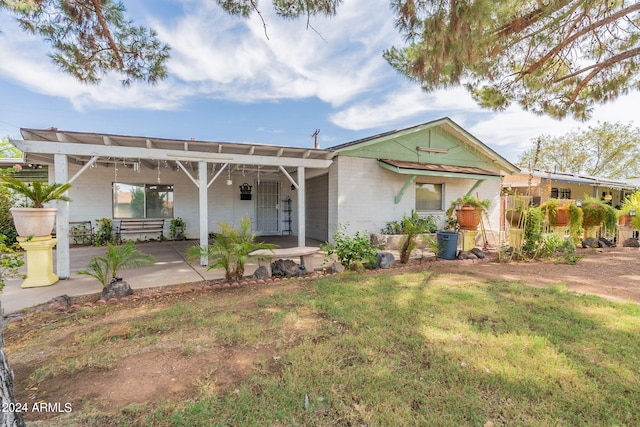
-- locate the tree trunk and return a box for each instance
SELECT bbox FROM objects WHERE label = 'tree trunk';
[0,325,26,427]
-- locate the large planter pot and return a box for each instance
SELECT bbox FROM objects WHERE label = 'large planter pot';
[551,208,569,227]
[10,207,57,237]
[505,209,523,227]
[456,206,482,231]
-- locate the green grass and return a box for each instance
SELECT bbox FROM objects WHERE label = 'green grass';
[10,269,640,426]
[121,271,640,426]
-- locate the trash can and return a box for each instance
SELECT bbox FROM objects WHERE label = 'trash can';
[436,231,458,260]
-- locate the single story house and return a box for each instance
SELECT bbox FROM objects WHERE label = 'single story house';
[7,117,519,278]
[503,168,640,208]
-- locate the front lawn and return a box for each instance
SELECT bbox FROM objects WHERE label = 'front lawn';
[6,268,640,426]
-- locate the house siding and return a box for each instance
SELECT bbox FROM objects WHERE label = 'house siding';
[326,157,503,244]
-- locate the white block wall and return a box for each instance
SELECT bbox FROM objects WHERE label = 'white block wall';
[327,157,503,243]
[53,163,299,239]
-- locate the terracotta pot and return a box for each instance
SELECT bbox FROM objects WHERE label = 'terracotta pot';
[505,210,523,227]
[456,206,482,231]
[619,215,632,226]
[10,208,57,237]
[551,209,569,227]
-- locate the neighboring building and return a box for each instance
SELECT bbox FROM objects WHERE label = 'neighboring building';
[503,168,640,208]
[8,117,519,278]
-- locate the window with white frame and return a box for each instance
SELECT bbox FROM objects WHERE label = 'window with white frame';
[113,183,174,218]
[416,183,443,211]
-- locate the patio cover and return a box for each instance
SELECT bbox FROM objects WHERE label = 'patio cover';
[10,128,334,279]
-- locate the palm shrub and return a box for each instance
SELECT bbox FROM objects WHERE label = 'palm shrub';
[185,217,277,282]
[78,242,156,287]
[0,176,71,208]
[397,210,436,264]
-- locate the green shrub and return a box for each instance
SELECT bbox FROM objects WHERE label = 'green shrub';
[0,234,25,291]
[381,211,437,234]
[94,218,116,246]
[322,224,378,271]
[78,242,155,287]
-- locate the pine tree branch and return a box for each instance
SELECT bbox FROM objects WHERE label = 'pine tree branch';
[89,0,124,68]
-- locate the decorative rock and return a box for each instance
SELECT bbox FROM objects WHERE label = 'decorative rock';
[376,252,395,269]
[95,299,107,306]
[83,302,94,307]
[470,248,486,259]
[271,259,304,277]
[582,237,602,248]
[69,304,81,311]
[107,298,119,304]
[599,237,616,247]
[623,237,640,247]
[252,265,270,280]
[458,251,478,260]
[36,295,72,313]
[101,278,134,300]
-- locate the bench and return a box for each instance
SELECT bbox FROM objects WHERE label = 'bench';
[116,218,165,242]
[250,246,321,275]
[69,221,94,245]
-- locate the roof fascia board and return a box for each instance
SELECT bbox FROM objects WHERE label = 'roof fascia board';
[12,139,332,169]
[378,160,500,181]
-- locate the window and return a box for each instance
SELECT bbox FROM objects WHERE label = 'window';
[416,183,443,211]
[113,183,174,218]
[550,187,571,199]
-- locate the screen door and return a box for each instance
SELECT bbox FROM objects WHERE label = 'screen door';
[256,181,279,234]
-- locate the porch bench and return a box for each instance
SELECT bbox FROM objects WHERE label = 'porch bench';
[250,246,321,275]
[116,218,165,242]
[69,221,94,245]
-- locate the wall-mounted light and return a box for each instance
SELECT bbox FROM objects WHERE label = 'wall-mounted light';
[239,182,252,200]
[631,209,637,217]
[576,200,582,207]
[133,159,140,172]
[604,193,612,201]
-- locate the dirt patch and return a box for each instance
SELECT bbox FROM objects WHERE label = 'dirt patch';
[6,281,311,423]
[424,246,640,304]
[5,248,640,423]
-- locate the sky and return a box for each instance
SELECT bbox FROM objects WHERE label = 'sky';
[1,0,639,164]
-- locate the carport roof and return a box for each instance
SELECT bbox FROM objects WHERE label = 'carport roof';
[14,128,334,173]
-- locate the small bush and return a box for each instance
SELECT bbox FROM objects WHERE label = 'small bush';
[323,224,378,271]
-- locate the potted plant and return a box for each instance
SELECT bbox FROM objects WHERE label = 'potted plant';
[580,196,618,236]
[505,195,531,228]
[0,175,71,237]
[619,191,640,228]
[446,195,490,231]
[170,217,187,240]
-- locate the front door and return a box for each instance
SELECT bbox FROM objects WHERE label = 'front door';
[256,181,279,235]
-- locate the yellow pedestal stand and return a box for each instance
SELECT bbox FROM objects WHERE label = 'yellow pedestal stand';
[509,228,524,249]
[461,230,478,251]
[551,226,567,239]
[583,227,598,240]
[17,236,58,288]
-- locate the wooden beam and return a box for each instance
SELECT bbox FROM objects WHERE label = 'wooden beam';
[14,139,333,169]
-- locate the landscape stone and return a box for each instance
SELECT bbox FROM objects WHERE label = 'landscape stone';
[458,251,478,260]
[376,252,395,269]
[271,259,303,277]
[101,278,133,300]
[623,238,640,247]
[252,265,270,280]
[470,248,486,259]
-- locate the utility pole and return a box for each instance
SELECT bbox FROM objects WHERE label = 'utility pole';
[311,129,320,149]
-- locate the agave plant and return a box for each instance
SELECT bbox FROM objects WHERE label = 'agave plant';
[0,176,71,208]
[186,217,277,282]
[78,242,156,287]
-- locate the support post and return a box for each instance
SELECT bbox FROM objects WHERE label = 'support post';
[54,153,70,279]
[199,161,209,266]
[297,166,306,247]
